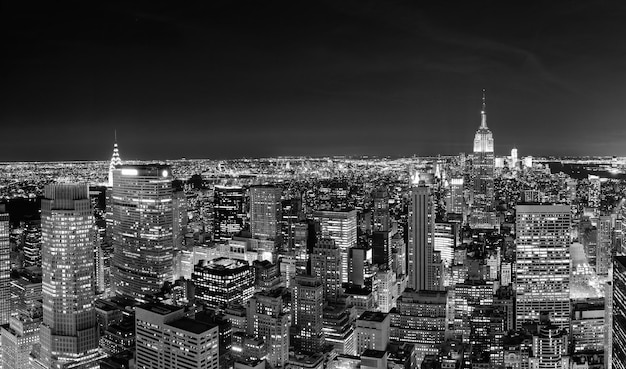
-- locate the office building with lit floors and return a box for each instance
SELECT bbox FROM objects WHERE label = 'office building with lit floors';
[310,238,343,302]
[0,211,10,326]
[470,89,495,228]
[213,185,245,242]
[193,258,254,309]
[135,303,219,369]
[35,184,101,369]
[389,289,448,366]
[313,209,357,283]
[247,289,290,367]
[249,185,282,240]
[613,256,626,369]
[407,183,439,291]
[111,164,174,303]
[515,204,571,329]
[291,275,324,354]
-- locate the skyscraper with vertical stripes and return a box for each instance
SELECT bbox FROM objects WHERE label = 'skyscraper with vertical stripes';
[111,164,174,302]
[36,184,100,369]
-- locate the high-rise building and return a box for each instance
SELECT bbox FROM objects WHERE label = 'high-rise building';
[613,256,626,369]
[372,231,391,268]
[313,210,357,283]
[247,289,290,368]
[515,204,571,329]
[111,164,174,302]
[322,305,355,355]
[213,186,245,242]
[471,89,495,223]
[22,222,41,268]
[192,258,254,309]
[389,289,448,366]
[37,184,100,369]
[372,189,390,232]
[249,185,282,240]
[445,178,464,216]
[107,136,122,187]
[135,303,219,369]
[407,184,439,291]
[354,311,389,355]
[291,275,324,354]
[0,212,10,326]
[571,299,604,354]
[310,238,343,302]
[2,272,42,369]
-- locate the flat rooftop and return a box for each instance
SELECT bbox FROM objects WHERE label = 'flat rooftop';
[167,317,217,335]
[358,311,388,322]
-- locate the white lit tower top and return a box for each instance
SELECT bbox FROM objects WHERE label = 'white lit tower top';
[473,89,494,153]
[108,131,122,187]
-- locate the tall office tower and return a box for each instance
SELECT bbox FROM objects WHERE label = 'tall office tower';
[322,305,355,355]
[597,215,612,276]
[111,164,174,302]
[515,204,571,329]
[407,183,439,291]
[571,299,605,354]
[389,290,448,366]
[0,212,9,326]
[445,178,464,216]
[375,268,396,313]
[291,275,324,354]
[172,189,188,249]
[588,175,601,211]
[247,289,290,368]
[372,189,390,232]
[293,223,309,276]
[613,256,626,369]
[192,258,254,309]
[2,272,42,369]
[533,322,569,369]
[372,231,391,268]
[313,210,358,283]
[250,185,282,240]
[510,147,518,169]
[37,184,100,369]
[452,280,494,343]
[107,136,122,187]
[471,89,495,216]
[434,222,456,267]
[22,222,41,268]
[311,238,343,302]
[355,311,390,355]
[213,185,245,242]
[135,303,219,369]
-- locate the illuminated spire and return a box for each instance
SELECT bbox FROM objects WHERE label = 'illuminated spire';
[480,88,487,129]
[108,131,122,187]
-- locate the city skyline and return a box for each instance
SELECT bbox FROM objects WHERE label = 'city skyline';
[4,1,626,161]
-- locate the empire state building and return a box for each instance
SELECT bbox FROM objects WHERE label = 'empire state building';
[471,89,495,222]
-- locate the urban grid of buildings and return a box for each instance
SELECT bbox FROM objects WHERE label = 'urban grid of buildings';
[1,91,626,369]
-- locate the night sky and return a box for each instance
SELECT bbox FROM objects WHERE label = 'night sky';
[3,0,626,161]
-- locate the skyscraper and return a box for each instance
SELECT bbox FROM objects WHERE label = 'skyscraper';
[37,184,100,369]
[613,256,626,369]
[515,204,571,329]
[372,188,390,232]
[471,89,495,223]
[0,211,10,326]
[292,275,324,354]
[213,185,245,242]
[313,210,358,283]
[111,164,174,302]
[107,135,122,187]
[407,183,439,291]
[247,289,290,367]
[249,185,282,240]
[310,238,343,302]
[192,258,254,309]
[135,303,219,369]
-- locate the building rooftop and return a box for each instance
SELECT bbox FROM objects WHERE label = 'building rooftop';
[357,311,388,322]
[139,302,183,316]
[361,349,386,358]
[168,317,217,334]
